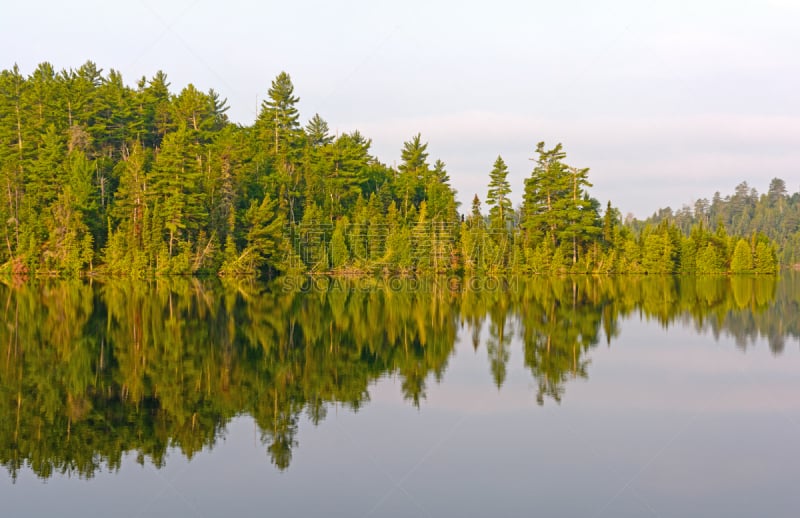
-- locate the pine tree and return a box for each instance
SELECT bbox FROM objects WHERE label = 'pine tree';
[426,159,455,221]
[521,143,600,266]
[461,195,484,272]
[730,238,753,273]
[25,62,61,138]
[323,132,370,219]
[329,217,349,269]
[521,142,568,247]
[27,124,65,209]
[94,69,137,157]
[305,113,333,147]
[241,194,287,275]
[0,65,27,266]
[641,227,675,274]
[172,83,213,136]
[384,201,412,270]
[563,166,601,265]
[486,155,512,229]
[62,63,100,139]
[397,133,429,215]
[139,70,172,148]
[366,194,386,264]
[602,201,619,247]
[753,235,778,274]
[257,72,300,156]
[149,128,207,263]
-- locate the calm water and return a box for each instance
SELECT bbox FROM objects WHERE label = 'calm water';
[1,275,799,517]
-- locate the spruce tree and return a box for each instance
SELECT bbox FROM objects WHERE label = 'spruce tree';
[305,113,333,147]
[329,217,349,269]
[397,134,429,215]
[730,238,753,273]
[521,142,568,247]
[486,155,512,229]
[257,71,300,156]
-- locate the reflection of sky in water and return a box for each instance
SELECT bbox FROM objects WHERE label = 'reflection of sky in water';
[4,315,799,518]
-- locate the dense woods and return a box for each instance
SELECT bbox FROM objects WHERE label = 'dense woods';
[0,62,783,276]
[1,274,795,478]
[634,178,800,268]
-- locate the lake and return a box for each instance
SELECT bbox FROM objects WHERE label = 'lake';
[1,275,799,517]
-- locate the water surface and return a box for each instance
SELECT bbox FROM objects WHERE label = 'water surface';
[1,275,799,517]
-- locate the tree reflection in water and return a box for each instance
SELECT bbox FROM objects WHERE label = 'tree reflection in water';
[1,274,796,478]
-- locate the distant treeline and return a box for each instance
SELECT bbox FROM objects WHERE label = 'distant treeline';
[632,179,800,267]
[0,62,780,276]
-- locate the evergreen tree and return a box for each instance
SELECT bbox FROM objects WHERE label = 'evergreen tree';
[384,201,412,270]
[257,71,300,156]
[521,143,600,266]
[397,133,429,215]
[329,216,349,269]
[753,235,778,274]
[462,195,485,272]
[149,128,206,263]
[237,194,287,275]
[521,142,567,246]
[139,70,172,147]
[731,238,753,273]
[563,166,601,265]
[94,69,137,156]
[305,113,333,147]
[486,155,512,229]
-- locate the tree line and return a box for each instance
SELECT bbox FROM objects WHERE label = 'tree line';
[633,178,800,268]
[1,274,794,478]
[0,61,780,276]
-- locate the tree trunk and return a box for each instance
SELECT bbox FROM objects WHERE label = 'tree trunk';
[573,235,577,264]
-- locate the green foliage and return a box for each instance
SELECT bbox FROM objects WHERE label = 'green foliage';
[305,113,333,148]
[0,63,780,277]
[636,176,800,267]
[329,216,349,269]
[397,133,429,215]
[486,155,512,228]
[730,238,753,273]
[754,238,778,274]
[520,143,602,268]
[257,71,300,156]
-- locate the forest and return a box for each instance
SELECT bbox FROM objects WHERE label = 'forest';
[635,178,800,267]
[0,61,784,277]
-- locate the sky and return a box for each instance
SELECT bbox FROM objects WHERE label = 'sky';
[2,0,799,217]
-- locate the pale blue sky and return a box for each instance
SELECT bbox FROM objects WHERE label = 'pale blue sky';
[2,0,799,216]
